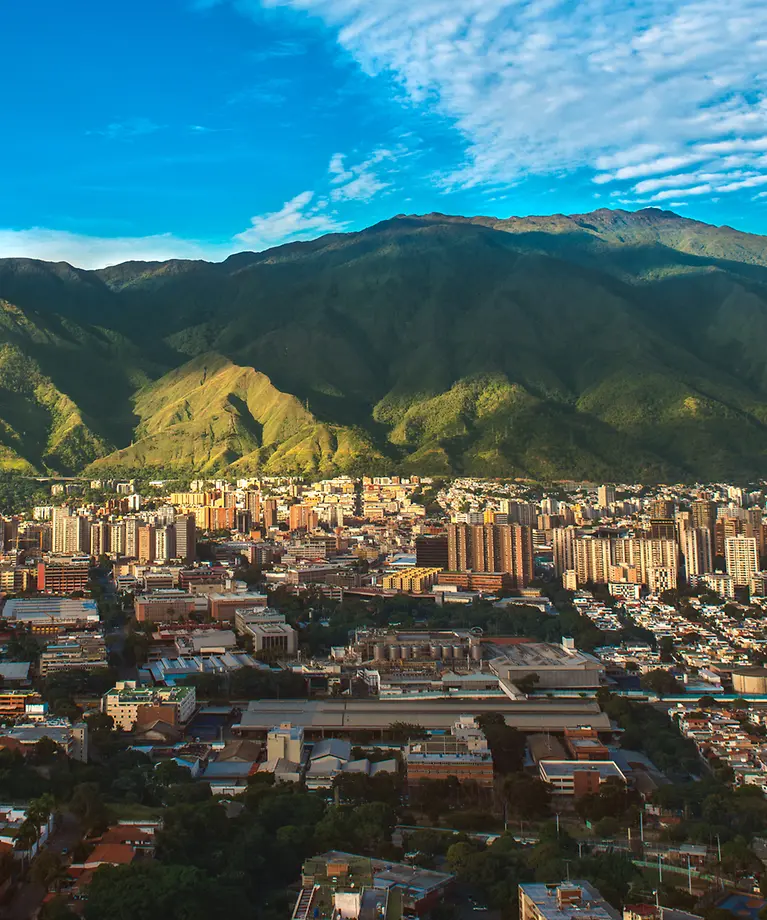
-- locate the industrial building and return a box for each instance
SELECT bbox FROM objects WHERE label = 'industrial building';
[233,697,612,739]
[3,597,100,633]
[488,639,605,690]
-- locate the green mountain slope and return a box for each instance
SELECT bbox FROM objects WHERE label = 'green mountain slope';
[4,207,767,479]
[86,353,385,475]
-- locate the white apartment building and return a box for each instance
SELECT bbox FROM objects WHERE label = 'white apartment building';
[725,536,759,587]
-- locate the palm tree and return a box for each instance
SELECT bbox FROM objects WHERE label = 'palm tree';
[14,819,40,865]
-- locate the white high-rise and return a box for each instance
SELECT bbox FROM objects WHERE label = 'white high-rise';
[725,536,759,587]
[684,528,713,581]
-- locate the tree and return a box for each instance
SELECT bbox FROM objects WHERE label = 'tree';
[641,668,682,696]
[658,637,675,662]
[515,673,541,695]
[70,783,110,835]
[503,773,552,821]
[476,713,525,774]
[83,862,227,920]
[31,850,68,890]
[387,722,427,741]
[40,897,78,920]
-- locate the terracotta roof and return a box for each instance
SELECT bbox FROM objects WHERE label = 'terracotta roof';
[84,843,135,866]
[99,826,153,845]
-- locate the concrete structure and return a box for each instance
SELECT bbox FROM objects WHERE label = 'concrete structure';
[446,522,534,588]
[488,640,604,690]
[3,597,99,633]
[725,536,759,587]
[563,727,610,761]
[382,567,442,594]
[37,557,91,593]
[732,667,767,695]
[0,716,88,762]
[405,717,494,787]
[519,882,620,920]
[134,591,197,624]
[39,634,107,675]
[102,681,196,731]
[297,852,453,919]
[538,760,626,796]
[267,722,305,763]
[208,591,268,623]
[234,697,612,738]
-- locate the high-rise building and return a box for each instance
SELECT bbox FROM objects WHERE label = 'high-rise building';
[725,536,759,587]
[124,517,140,558]
[137,524,156,564]
[552,527,576,577]
[52,507,88,555]
[108,521,126,557]
[288,503,319,532]
[263,499,279,528]
[446,522,533,588]
[684,528,713,580]
[155,525,175,564]
[597,485,616,508]
[174,513,197,564]
[650,499,675,518]
[89,520,110,558]
[244,490,261,524]
[692,500,717,535]
[646,538,679,586]
[573,537,611,585]
[715,516,743,557]
[415,535,449,569]
[502,500,537,527]
[650,519,676,540]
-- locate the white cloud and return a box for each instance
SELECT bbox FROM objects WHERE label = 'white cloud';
[649,184,714,202]
[0,228,220,270]
[328,148,396,201]
[237,0,767,203]
[234,191,347,248]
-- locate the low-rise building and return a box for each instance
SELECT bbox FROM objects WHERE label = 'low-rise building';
[405,716,494,787]
[134,591,197,624]
[297,852,453,918]
[519,882,621,920]
[538,760,627,797]
[3,598,100,634]
[208,591,268,623]
[39,634,108,676]
[382,567,442,594]
[102,680,196,731]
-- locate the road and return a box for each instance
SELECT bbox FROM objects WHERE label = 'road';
[1,813,81,920]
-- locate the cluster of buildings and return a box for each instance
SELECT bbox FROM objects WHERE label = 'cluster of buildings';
[676,705,767,792]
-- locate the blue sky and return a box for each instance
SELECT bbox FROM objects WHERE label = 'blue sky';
[2,0,767,267]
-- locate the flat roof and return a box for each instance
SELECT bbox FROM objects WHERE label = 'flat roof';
[539,760,625,780]
[235,698,612,733]
[520,882,621,920]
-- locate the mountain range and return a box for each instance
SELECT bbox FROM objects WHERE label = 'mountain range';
[2,207,767,481]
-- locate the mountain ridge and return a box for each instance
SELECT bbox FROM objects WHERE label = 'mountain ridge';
[2,207,767,480]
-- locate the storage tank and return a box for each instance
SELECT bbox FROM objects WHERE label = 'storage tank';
[453,645,464,659]
[441,645,453,659]
[733,667,767,694]
[387,644,398,661]
[373,644,385,662]
[471,643,482,661]
[400,645,410,660]
[430,645,441,660]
